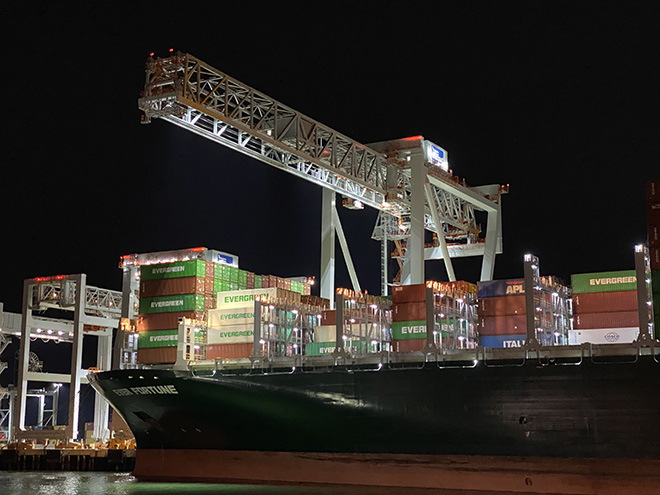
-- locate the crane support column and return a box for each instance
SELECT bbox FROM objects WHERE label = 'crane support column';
[634,244,652,341]
[93,331,112,442]
[332,208,361,293]
[15,279,33,434]
[320,189,336,308]
[480,206,501,281]
[68,274,86,441]
[406,155,426,285]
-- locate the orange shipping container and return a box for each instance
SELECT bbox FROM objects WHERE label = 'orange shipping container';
[392,284,427,304]
[649,224,660,247]
[140,277,206,298]
[206,343,254,360]
[573,290,638,314]
[574,311,639,329]
[479,315,527,336]
[647,179,660,203]
[393,302,426,322]
[137,347,176,364]
[478,295,526,317]
[138,311,205,332]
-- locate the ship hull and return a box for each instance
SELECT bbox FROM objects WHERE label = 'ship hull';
[90,356,660,492]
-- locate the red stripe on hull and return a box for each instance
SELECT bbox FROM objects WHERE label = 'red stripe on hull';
[133,449,660,494]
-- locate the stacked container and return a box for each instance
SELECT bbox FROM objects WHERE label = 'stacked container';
[137,260,211,364]
[647,179,660,338]
[391,284,427,352]
[570,270,639,344]
[477,279,528,348]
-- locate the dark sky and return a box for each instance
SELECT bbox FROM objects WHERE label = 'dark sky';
[1,2,659,314]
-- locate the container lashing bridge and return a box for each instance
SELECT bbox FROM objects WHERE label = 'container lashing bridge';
[138,51,507,303]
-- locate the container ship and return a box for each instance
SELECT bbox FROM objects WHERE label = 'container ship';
[89,242,660,494]
[90,53,660,492]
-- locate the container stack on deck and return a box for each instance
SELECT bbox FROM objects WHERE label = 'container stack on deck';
[477,279,528,348]
[647,179,660,339]
[569,270,639,345]
[390,281,477,352]
[137,260,213,364]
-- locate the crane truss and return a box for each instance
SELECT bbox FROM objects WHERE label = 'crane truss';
[138,53,494,236]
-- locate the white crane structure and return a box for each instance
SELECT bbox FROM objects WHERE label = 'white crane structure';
[138,52,506,303]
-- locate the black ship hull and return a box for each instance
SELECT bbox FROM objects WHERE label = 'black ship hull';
[90,354,660,493]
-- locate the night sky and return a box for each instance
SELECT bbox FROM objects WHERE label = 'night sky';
[2,2,659,316]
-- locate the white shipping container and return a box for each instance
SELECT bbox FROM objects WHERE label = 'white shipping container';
[208,308,256,327]
[568,327,640,345]
[207,324,255,344]
[216,288,280,310]
[314,324,386,342]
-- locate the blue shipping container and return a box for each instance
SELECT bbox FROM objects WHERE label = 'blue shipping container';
[477,279,525,298]
[480,334,526,348]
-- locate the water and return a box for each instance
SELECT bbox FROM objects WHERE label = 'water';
[0,472,475,495]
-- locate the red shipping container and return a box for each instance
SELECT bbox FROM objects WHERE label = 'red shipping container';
[322,310,336,325]
[573,290,638,314]
[651,246,660,270]
[138,311,205,332]
[204,260,213,278]
[478,295,526,317]
[574,311,639,329]
[392,284,427,304]
[479,315,527,336]
[206,343,253,360]
[392,338,457,352]
[648,202,660,224]
[137,347,176,364]
[647,179,660,203]
[140,277,206,298]
[393,302,426,322]
[650,224,660,247]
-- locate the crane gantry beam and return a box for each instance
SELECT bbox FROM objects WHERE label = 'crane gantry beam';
[138,52,506,291]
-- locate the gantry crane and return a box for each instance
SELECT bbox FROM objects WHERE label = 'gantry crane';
[138,51,506,301]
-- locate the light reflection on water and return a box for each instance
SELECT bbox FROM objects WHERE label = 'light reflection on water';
[0,472,477,495]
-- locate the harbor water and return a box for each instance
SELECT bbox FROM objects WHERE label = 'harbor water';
[0,471,491,495]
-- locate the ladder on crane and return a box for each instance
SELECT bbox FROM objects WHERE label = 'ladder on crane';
[138,52,505,298]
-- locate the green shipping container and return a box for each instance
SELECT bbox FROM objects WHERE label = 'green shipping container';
[138,329,179,348]
[139,294,205,315]
[652,270,660,294]
[140,260,206,281]
[392,320,427,340]
[306,341,337,355]
[255,275,262,289]
[571,270,637,294]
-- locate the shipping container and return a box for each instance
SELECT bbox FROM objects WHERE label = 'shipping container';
[652,270,660,293]
[572,290,638,314]
[207,325,255,344]
[137,347,176,364]
[649,224,660,247]
[138,329,179,348]
[206,343,253,360]
[140,260,206,282]
[478,315,527,336]
[216,288,282,309]
[321,309,336,326]
[140,276,206,298]
[138,311,205,332]
[392,284,427,304]
[391,338,427,352]
[208,308,256,327]
[574,311,639,329]
[392,320,427,340]
[647,179,660,203]
[139,293,205,315]
[479,334,527,348]
[393,302,426,322]
[305,341,337,356]
[254,275,262,289]
[648,202,660,224]
[478,295,526,316]
[477,279,525,298]
[571,270,637,294]
[651,246,660,270]
[568,327,640,345]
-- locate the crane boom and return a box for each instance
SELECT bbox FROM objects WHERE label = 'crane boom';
[138,51,506,286]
